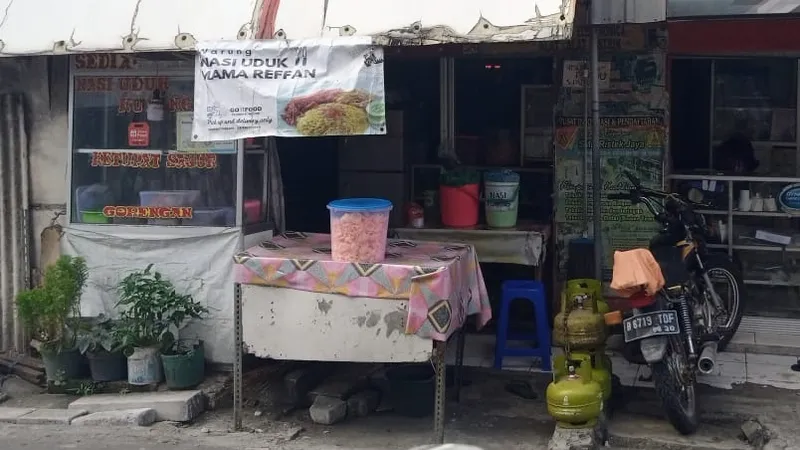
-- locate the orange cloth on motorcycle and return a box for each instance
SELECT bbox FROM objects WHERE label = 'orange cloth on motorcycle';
[610,248,665,297]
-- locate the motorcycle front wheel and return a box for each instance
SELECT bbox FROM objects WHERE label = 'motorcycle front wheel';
[651,336,698,435]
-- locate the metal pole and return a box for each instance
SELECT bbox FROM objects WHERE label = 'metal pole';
[590,18,603,280]
[583,62,590,234]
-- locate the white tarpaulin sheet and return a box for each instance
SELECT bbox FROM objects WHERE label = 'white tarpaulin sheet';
[0,0,576,56]
[61,225,239,364]
[193,37,386,141]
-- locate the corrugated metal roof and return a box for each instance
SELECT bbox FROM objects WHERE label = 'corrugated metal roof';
[0,0,579,56]
[668,0,800,19]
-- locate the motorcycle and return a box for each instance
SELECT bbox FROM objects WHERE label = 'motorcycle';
[606,171,745,435]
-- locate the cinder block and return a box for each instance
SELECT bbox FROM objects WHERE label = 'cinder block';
[309,396,347,425]
[347,389,380,418]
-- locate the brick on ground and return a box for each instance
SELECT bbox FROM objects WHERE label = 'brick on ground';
[309,395,347,425]
[347,389,380,418]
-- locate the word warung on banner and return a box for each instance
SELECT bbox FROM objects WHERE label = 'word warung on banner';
[193,37,386,141]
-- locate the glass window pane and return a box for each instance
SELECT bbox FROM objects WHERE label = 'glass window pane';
[713,58,797,142]
[243,138,268,225]
[71,73,237,226]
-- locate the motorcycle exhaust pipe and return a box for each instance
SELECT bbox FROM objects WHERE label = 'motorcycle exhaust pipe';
[698,341,718,375]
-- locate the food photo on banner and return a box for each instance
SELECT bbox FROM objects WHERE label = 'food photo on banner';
[192,36,386,141]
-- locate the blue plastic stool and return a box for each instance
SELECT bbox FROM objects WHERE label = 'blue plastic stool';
[494,280,552,371]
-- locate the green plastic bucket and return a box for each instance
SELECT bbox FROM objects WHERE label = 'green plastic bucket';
[484,170,520,228]
[81,210,109,224]
[161,341,205,390]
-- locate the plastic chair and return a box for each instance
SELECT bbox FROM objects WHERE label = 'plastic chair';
[494,280,552,371]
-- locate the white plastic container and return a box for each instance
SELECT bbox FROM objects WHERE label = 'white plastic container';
[327,198,393,263]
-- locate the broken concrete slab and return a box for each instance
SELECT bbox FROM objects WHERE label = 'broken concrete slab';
[0,407,35,423]
[68,390,204,422]
[71,408,157,426]
[197,374,232,410]
[347,389,380,418]
[547,425,597,450]
[309,395,347,425]
[741,419,768,448]
[607,413,750,450]
[16,408,87,425]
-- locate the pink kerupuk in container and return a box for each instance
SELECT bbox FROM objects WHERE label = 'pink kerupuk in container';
[327,198,393,263]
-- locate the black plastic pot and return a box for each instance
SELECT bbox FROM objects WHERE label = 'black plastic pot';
[385,364,435,418]
[41,348,83,382]
[86,351,127,382]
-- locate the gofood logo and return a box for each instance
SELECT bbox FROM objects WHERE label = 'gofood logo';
[778,183,800,214]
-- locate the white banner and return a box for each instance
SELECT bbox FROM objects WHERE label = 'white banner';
[192,37,386,141]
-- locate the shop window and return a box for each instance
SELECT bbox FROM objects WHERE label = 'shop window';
[242,138,270,229]
[71,67,237,226]
[713,58,797,144]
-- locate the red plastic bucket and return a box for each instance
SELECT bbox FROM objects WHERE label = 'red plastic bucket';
[440,183,479,228]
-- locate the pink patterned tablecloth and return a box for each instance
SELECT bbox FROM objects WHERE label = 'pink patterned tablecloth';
[233,231,491,341]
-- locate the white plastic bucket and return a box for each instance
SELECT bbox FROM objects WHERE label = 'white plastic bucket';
[484,180,520,228]
[127,346,163,385]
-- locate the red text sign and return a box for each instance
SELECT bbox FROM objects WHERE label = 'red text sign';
[128,122,150,147]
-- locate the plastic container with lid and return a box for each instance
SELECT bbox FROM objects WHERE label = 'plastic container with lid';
[327,198,393,263]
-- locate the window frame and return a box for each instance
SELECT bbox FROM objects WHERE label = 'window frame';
[67,54,245,229]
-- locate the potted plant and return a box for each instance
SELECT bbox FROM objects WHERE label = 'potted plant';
[161,339,206,390]
[76,315,126,382]
[16,255,88,382]
[439,167,481,228]
[115,265,208,386]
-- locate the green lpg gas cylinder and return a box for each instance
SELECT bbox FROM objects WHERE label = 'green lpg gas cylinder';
[566,279,609,315]
[546,362,603,428]
[553,290,607,349]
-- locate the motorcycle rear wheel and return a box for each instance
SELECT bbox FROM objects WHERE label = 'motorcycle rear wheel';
[702,254,745,351]
[652,337,698,435]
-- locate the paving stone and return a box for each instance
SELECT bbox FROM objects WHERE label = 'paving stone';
[71,408,157,426]
[347,389,380,418]
[309,395,347,425]
[68,390,204,422]
[16,408,87,425]
[0,407,35,423]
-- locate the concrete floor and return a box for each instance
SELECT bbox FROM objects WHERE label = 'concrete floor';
[2,367,799,450]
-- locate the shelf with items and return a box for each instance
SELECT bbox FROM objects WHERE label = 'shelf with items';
[409,164,553,226]
[669,174,800,288]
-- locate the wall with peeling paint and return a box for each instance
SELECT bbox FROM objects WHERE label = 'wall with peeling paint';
[0,57,70,280]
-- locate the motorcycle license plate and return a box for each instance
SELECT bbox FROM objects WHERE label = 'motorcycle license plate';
[623,310,680,343]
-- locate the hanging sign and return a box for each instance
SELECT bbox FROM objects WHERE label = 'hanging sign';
[128,122,150,147]
[192,37,387,141]
[176,111,236,154]
[562,60,611,90]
